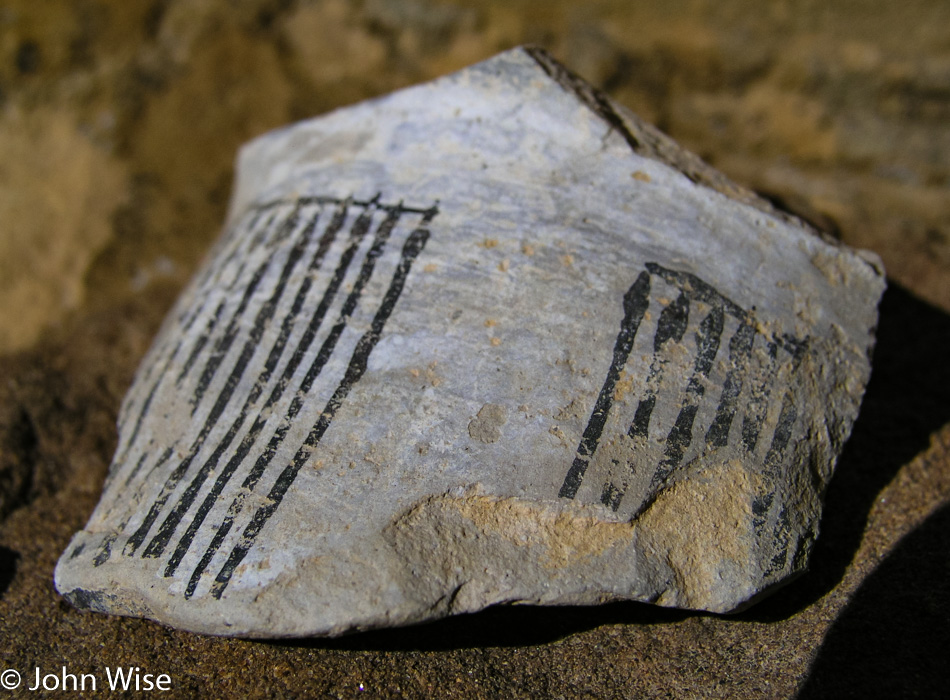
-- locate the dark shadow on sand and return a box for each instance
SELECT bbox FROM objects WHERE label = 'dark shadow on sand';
[0,546,20,598]
[270,599,690,652]
[796,503,950,698]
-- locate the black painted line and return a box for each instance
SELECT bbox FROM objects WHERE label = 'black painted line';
[157,201,356,573]
[181,203,290,336]
[764,391,798,474]
[173,201,399,576]
[178,202,386,598]
[120,452,150,490]
[601,482,624,511]
[143,206,331,560]
[645,262,746,320]
[178,205,268,332]
[179,201,323,343]
[248,194,434,217]
[173,215,251,335]
[742,334,808,459]
[704,320,756,448]
[627,289,690,440]
[117,334,170,430]
[204,206,283,299]
[173,210,282,388]
[777,333,808,361]
[92,530,120,567]
[112,339,183,469]
[209,221,433,599]
[110,205,307,524]
[242,198,286,217]
[765,515,791,574]
[610,286,690,508]
[169,211,277,410]
[122,204,307,557]
[116,333,170,427]
[627,396,656,441]
[559,271,651,500]
[117,211,273,465]
[177,300,227,386]
[187,205,304,412]
[751,391,799,530]
[761,336,808,473]
[740,340,779,453]
[747,335,809,533]
[654,404,700,483]
[174,208,283,387]
[247,195,342,214]
[752,492,773,524]
[131,210,276,451]
[653,289,691,350]
[184,204,412,595]
[106,445,175,545]
[650,304,725,489]
[91,446,173,566]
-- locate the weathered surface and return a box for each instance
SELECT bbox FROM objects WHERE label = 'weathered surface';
[54,47,884,638]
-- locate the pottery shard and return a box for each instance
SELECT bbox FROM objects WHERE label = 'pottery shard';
[54,47,885,638]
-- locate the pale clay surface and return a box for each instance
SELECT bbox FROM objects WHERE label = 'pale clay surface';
[54,48,885,638]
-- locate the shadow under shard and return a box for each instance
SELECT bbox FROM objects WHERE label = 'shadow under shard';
[274,598,690,652]
[797,502,950,698]
[0,546,20,599]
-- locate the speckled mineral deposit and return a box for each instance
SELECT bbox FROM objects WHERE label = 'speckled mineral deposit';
[54,47,885,638]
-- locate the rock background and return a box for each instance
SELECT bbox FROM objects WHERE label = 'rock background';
[0,0,947,696]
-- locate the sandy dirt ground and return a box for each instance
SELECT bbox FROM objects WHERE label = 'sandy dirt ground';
[1,1,948,697]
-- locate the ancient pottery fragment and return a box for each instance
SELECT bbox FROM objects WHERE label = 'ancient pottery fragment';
[55,47,885,637]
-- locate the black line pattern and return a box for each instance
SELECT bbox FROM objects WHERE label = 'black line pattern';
[86,194,437,601]
[558,271,651,499]
[110,209,285,473]
[560,262,809,524]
